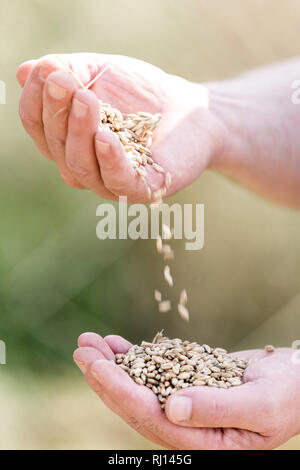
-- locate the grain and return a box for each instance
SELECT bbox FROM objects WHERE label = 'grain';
[57,56,165,200]
[154,290,162,302]
[179,289,188,306]
[164,265,174,287]
[98,102,162,198]
[161,244,174,260]
[177,304,190,322]
[165,173,172,189]
[156,236,163,253]
[162,224,172,240]
[265,345,275,353]
[158,300,171,313]
[116,331,248,408]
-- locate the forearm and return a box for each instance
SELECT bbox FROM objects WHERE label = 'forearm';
[207,58,300,208]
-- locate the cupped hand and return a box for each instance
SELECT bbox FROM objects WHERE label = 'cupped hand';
[73,332,300,449]
[17,53,225,202]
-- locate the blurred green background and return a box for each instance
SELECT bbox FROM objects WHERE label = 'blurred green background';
[0,0,300,449]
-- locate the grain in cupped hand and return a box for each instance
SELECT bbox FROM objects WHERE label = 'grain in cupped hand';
[116,331,249,408]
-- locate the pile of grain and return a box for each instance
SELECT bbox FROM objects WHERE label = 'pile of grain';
[98,102,169,201]
[116,331,248,408]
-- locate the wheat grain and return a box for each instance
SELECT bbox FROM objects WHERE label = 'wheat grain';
[158,300,171,313]
[179,289,188,306]
[156,236,163,253]
[164,265,174,287]
[154,290,162,302]
[161,244,174,260]
[162,224,172,240]
[116,331,248,408]
[57,56,165,200]
[177,304,189,322]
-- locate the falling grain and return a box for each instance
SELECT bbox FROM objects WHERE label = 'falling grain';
[178,304,189,322]
[158,300,171,313]
[164,265,174,287]
[154,290,162,302]
[179,289,188,306]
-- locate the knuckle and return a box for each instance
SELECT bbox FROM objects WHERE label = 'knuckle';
[223,430,252,450]
[66,156,90,177]
[35,142,53,160]
[70,120,86,138]
[208,397,228,426]
[45,132,65,151]
[143,420,160,435]
[260,395,280,433]
[126,416,142,431]
[19,110,42,134]
[35,55,57,73]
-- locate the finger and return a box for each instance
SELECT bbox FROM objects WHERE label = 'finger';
[165,381,270,432]
[90,359,228,449]
[42,70,83,188]
[78,332,115,361]
[19,55,66,159]
[95,128,148,202]
[73,347,171,448]
[17,59,37,87]
[104,335,132,354]
[66,89,116,199]
[75,350,267,450]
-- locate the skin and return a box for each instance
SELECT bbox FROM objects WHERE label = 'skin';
[17,53,219,203]
[18,54,300,448]
[17,54,300,206]
[73,333,300,450]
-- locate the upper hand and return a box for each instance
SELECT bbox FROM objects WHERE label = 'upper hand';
[73,332,300,449]
[17,53,225,202]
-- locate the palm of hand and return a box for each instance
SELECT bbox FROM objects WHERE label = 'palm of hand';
[73,333,300,450]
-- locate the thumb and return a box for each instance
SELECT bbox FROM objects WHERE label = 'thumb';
[95,127,148,202]
[165,382,271,431]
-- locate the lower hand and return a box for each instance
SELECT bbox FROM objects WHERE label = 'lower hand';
[73,332,300,449]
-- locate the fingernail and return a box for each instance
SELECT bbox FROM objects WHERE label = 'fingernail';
[75,360,87,374]
[96,139,110,154]
[73,98,88,118]
[48,80,67,100]
[168,396,192,422]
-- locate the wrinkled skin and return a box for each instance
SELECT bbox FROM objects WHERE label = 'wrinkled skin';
[17,53,224,202]
[73,332,300,450]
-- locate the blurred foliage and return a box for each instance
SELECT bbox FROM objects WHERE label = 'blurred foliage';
[0,0,300,449]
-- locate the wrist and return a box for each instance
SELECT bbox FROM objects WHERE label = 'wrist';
[182,79,243,173]
[207,82,244,173]
[173,77,232,172]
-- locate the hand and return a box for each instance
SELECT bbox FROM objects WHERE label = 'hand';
[73,333,300,449]
[17,53,226,202]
